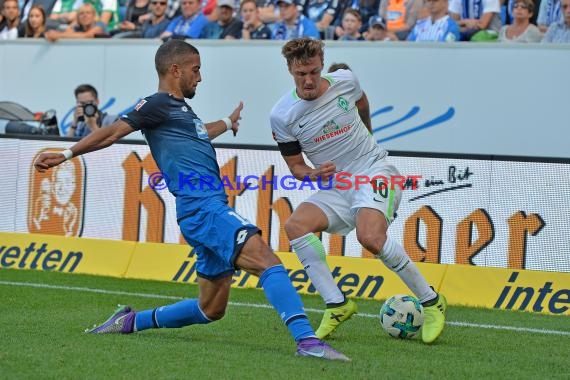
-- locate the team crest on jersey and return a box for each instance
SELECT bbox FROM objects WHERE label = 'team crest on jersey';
[337,96,349,112]
[134,99,147,111]
[182,106,188,112]
[194,119,208,139]
[28,150,85,237]
[322,120,340,134]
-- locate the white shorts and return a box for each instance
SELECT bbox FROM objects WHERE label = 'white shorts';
[304,162,402,235]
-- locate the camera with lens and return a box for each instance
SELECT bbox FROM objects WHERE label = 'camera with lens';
[78,103,98,122]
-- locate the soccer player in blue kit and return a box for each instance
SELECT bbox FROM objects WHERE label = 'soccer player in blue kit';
[33,40,349,361]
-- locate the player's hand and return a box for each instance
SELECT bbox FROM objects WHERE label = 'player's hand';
[228,101,243,137]
[312,161,336,181]
[33,152,67,173]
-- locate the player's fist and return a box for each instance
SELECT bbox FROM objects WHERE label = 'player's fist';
[33,152,67,173]
[313,161,336,180]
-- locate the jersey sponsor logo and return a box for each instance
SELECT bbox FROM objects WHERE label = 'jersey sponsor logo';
[181,106,188,112]
[313,121,352,143]
[298,121,309,129]
[134,99,147,111]
[28,150,86,237]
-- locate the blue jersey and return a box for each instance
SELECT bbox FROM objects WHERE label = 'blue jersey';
[121,92,227,220]
[407,15,460,42]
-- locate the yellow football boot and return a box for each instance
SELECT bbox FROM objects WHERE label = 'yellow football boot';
[315,299,358,339]
[422,293,447,343]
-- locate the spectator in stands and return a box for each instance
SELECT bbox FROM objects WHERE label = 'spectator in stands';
[335,0,382,33]
[0,0,20,39]
[67,84,118,138]
[379,0,422,40]
[537,0,561,32]
[200,0,242,38]
[45,3,106,41]
[449,0,502,41]
[271,0,320,39]
[141,0,171,37]
[19,3,46,37]
[160,0,208,39]
[111,0,150,34]
[240,0,272,39]
[542,0,570,41]
[88,0,120,31]
[364,15,398,39]
[501,0,539,26]
[49,0,82,27]
[299,0,340,38]
[407,0,460,41]
[499,0,542,41]
[257,0,281,24]
[336,8,365,39]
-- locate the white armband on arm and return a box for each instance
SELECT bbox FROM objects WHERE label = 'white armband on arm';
[222,117,232,131]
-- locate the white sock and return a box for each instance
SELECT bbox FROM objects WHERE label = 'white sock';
[290,233,345,305]
[377,236,437,303]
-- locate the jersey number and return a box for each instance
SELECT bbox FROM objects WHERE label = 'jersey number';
[228,211,249,225]
[372,179,388,202]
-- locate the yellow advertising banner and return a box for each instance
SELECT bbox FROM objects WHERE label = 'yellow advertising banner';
[124,241,448,302]
[3,233,569,316]
[0,232,135,278]
[125,242,191,282]
[442,264,570,315]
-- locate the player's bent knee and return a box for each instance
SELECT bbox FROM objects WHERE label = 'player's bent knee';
[237,235,282,276]
[356,229,387,254]
[284,217,304,239]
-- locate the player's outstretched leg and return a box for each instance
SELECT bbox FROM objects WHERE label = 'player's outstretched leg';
[86,305,136,334]
[86,277,227,334]
[86,298,214,334]
[241,235,350,361]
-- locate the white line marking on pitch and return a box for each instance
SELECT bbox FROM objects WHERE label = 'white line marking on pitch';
[1,280,569,337]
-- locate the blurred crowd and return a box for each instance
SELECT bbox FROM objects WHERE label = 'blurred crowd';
[0,0,568,43]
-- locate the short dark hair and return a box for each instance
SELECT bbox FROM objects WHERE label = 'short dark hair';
[74,84,98,99]
[328,62,351,73]
[343,8,362,22]
[155,40,200,76]
[281,38,325,68]
[514,0,534,13]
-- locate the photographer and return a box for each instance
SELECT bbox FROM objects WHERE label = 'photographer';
[67,84,118,138]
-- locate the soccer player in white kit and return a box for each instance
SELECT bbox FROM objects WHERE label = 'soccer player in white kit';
[270,38,447,343]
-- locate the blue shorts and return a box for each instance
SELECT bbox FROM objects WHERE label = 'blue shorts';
[178,200,260,280]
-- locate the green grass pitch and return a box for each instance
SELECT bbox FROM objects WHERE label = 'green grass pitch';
[1,268,568,379]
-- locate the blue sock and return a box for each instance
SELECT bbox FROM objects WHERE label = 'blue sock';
[259,264,315,342]
[134,299,211,331]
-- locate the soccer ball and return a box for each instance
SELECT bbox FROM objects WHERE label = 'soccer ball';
[379,294,424,339]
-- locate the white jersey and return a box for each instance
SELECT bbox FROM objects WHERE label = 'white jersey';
[270,69,387,174]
